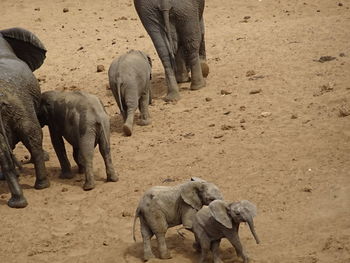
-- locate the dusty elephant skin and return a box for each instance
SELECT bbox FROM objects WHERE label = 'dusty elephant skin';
[132,177,223,261]
[134,0,208,101]
[108,50,152,136]
[0,27,49,208]
[192,200,260,263]
[39,90,118,190]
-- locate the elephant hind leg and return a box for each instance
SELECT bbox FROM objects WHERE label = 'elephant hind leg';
[79,136,95,190]
[140,215,155,261]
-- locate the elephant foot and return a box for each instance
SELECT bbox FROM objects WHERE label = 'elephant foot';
[59,172,74,179]
[123,124,133,136]
[190,79,206,90]
[83,181,95,191]
[164,91,180,102]
[34,178,50,189]
[201,61,209,78]
[138,118,151,126]
[8,195,28,208]
[107,173,119,182]
[143,251,155,262]
[159,250,171,259]
[176,73,191,83]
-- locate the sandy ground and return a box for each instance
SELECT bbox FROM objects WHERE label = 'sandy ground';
[0,0,350,262]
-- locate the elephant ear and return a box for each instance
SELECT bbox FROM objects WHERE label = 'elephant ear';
[0,27,47,71]
[181,181,203,210]
[209,200,232,229]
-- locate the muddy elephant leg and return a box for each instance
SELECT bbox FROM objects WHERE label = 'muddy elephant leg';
[21,121,50,189]
[140,215,155,261]
[0,137,27,208]
[73,147,84,174]
[79,135,95,190]
[175,46,190,83]
[48,126,73,179]
[138,88,151,126]
[226,229,248,263]
[211,240,223,263]
[98,131,118,182]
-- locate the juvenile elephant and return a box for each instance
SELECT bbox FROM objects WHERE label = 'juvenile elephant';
[132,177,223,261]
[134,0,208,101]
[0,27,49,208]
[108,50,152,136]
[192,200,260,263]
[39,90,118,190]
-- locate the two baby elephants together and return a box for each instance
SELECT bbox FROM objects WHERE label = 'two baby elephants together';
[133,177,260,263]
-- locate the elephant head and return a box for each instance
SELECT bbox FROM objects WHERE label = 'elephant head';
[181,178,223,211]
[0,27,46,71]
[209,199,260,244]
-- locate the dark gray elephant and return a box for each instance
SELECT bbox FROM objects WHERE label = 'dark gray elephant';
[38,90,118,190]
[134,0,208,101]
[108,50,152,136]
[0,27,49,208]
[192,200,260,263]
[132,177,223,261]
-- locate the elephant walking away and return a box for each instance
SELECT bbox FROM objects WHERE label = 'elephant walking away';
[192,200,260,263]
[134,0,209,101]
[0,27,49,208]
[39,90,118,190]
[132,177,223,261]
[108,50,152,136]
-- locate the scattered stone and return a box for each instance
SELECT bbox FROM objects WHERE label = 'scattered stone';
[115,16,128,21]
[249,88,262,94]
[240,118,246,123]
[248,75,265,81]
[303,186,312,192]
[208,124,215,127]
[139,35,145,38]
[0,194,7,199]
[97,65,105,72]
[63,8,69,13]
[261,111,272,117]
[221,124,235,130]
[111,40,116,45]
[314,83,334,96]
[162,178,175,183]
[317,56,336,63]
[339,105,350,117]
[122,211,132,217]
[205,97,212,102]
[34,7,40,11]
[223,111,231,115]
[339,52,346,57]
[243,16,251,20]
[77,46,84,51]
[221,89,232,95]
[239,106,246,111]
[338,3,343,6]
[61,187,68,192]
[246,70,256,77]
[240,125,246,130]
[213,134,224,139]
[182,132,195,138]
[103,241,108,246]
[291,114,298,119]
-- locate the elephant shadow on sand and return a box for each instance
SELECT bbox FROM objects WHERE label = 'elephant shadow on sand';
[124,232,198,262]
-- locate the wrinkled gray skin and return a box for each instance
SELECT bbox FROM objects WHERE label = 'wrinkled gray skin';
[39,90,118,190]
[0,28,49,208]
[132,178,223,261]
[108,50,152,136]
[134,0,208,101]
[192,200,260,263]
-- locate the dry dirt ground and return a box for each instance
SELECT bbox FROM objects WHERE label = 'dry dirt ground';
[0,0,350,262]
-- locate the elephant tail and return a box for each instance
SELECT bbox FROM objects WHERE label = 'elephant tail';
[132,207,141,242]
[160,0,176,72]
[116,81,126,115]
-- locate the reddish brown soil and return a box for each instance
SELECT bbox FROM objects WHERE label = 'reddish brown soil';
[0,0,349,262]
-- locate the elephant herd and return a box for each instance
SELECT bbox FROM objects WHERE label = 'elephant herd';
[0,0,260,262]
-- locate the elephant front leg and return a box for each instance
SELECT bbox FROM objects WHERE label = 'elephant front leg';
[175,46,190,83]
[190,56,206,90]
[226,231,249,263]
[211,240,224,263]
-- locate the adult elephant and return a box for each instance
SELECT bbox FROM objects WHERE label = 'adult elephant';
[0,27,49,208]
[134,0,209,101]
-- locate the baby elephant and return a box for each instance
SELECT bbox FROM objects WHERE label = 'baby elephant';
[132,177,223,261]
[192,200,260,263]
[39,90,118,190]
[108,50,152,136]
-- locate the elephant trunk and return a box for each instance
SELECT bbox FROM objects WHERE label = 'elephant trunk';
[247,217,260,244]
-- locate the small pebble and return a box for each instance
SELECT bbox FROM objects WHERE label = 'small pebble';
[261,111,272,117]
[63,8,69,13]
[97,65,105,72]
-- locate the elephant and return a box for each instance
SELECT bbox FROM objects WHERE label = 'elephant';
[0,27,49,208]
[192,200,260,263]
[132,177,223,261]
[108,50,152,136]
[38,90,118,190]
[134,0,209,101]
